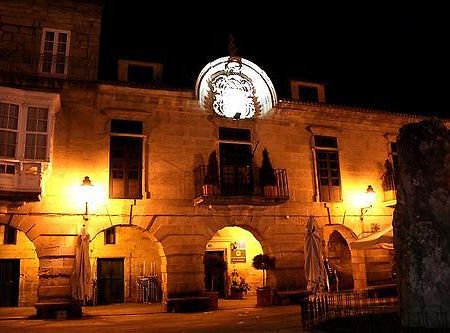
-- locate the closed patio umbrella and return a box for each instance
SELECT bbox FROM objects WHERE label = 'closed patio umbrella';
[304,216,327,293]
[71,226,92,305]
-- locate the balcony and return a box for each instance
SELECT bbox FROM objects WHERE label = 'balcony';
[381,172,397,207]
[0,50,98,88]
[0,161,42,202]
[193,165,289,206]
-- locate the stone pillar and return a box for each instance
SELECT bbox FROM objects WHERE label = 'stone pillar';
[394,118,450,329]
[35,236,81,319]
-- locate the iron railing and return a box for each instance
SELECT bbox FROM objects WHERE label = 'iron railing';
[381,172,397,202]
[193,165,289,204]
[300,289,399,330]
[0,49,98,84]
[136,275,161,303]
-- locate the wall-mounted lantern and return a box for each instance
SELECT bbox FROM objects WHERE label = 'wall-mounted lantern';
[360,185,376,223]
[80,176,94,221]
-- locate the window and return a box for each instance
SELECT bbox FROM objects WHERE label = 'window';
[313,135,342,202]
[127,65,154,84]
[104,227,116,245]
[298,86,319,103]
[110,120,143,199]
[0,102,49,161]
[219,127,251,142]
[3,225,17,244]
[0,103,19,158]
[40,28,70,75]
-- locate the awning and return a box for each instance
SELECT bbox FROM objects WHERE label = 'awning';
[350,226,394,250]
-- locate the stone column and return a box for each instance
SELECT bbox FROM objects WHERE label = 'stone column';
[394,118,450,329]
[35,235,81,319]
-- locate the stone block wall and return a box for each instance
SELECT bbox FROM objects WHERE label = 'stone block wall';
[0,226,39,306]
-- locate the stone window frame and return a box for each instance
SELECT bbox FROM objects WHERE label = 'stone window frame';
[109,119,145,200]
[307,125,343,203]
[3,225,17,245]
[104,227,116,245]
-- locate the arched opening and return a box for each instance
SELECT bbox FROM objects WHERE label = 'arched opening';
[328,230,354,290]
[0,225,39,306]
[90,225,163,305]
[205,226,263,298]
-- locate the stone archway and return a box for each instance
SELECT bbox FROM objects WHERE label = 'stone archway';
[327,231,354,290]
[205,226,264,297]
[0,222,39,306]
[89,224,165,304]
[323,225,367,290]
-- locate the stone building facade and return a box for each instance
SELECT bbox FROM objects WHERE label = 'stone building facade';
[0,0,430,317]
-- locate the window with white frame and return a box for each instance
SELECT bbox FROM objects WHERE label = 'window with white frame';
[0,88,59,194]
[0,103,19,158]
[0,102,49,161]
[40,28,71,75]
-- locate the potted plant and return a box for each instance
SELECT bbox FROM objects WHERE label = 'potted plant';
[252,254,276,306]
[229,269,251,299]
[203,150,219,196]
[259,148,277,197]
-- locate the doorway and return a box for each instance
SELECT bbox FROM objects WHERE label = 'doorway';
[204,250,226,298]
[0,259,19,306]
[97,258,124,304]
[219,142,253,196]
[328,231,354,290]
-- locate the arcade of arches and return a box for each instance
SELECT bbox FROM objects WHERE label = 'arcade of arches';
[0,219,395,307]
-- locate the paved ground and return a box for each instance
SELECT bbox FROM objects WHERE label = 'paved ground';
[0,296,309,332]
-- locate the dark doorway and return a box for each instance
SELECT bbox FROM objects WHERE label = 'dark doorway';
[219,143,253,196]
[328,231,354,290]
[0,259,20,306]
[97,258,124,304]
[204,250,226,298]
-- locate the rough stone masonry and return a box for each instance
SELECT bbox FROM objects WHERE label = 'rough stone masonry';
[394,117,450,329]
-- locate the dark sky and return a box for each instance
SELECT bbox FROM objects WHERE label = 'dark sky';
[99,1,448,118]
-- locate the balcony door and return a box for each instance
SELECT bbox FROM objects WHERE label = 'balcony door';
[219,142,252,196]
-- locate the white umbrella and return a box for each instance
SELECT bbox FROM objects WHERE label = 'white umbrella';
[71,226,92,305]
[304,216,327,293]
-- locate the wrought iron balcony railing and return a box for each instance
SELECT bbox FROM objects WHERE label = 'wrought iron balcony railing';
[381,172,397,203]
[0,50,98,86]
[193,165,289,206]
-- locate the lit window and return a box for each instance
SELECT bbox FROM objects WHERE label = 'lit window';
[3,225,17,245]
[40,28,70,75]
[313,135,342,202]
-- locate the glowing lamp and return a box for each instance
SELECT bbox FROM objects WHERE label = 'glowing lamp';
[360,185,376,223]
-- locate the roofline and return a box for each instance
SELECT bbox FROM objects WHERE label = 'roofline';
[277,98,437,120]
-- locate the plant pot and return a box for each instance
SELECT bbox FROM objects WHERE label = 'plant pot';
[229,289,243,300]
[202,184,219,196]
[257,287,273,307]
[263,185,277,197]
[204,291,219,310]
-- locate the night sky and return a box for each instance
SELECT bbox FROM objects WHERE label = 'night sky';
[98,2,447,118]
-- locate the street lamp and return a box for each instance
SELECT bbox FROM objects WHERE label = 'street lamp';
[360,185,376,223]
[80,176,94,221]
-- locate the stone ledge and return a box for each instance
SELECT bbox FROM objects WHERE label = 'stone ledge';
[35,301,82,319]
